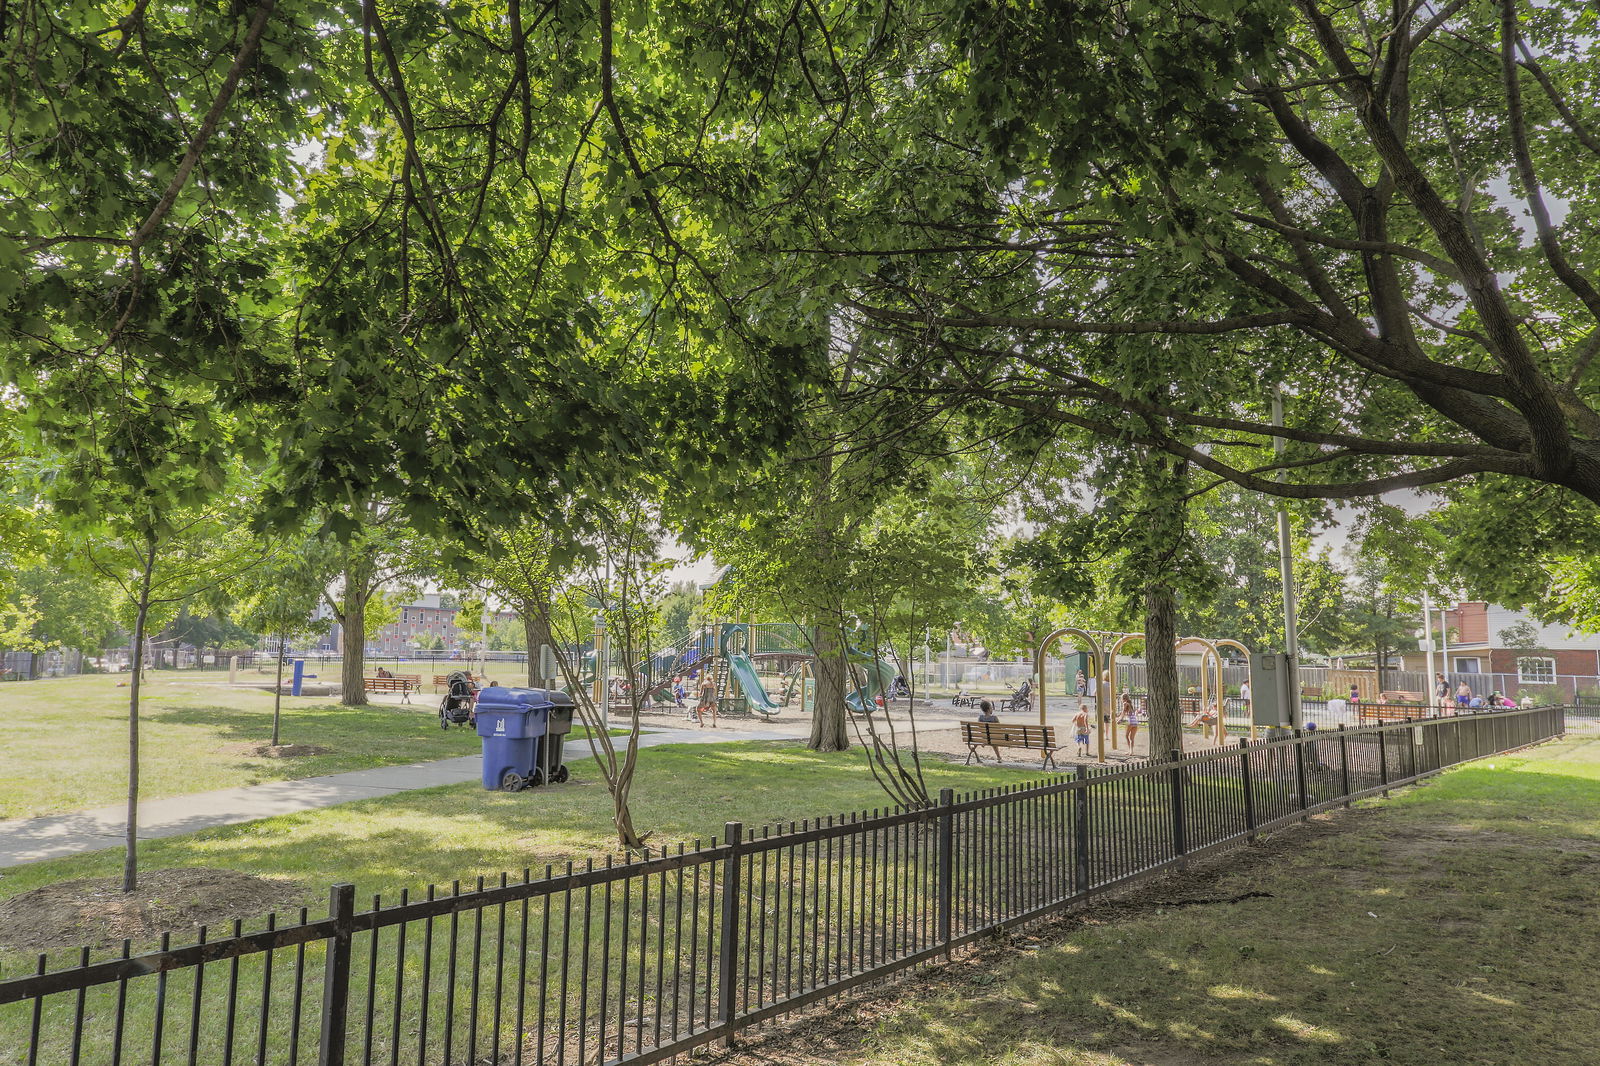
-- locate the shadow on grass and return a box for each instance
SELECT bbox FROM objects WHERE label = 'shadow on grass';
[833,740,1600,1066]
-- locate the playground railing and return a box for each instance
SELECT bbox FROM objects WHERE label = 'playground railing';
[1,706,1567,1066]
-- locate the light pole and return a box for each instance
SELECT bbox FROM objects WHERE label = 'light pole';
[1420,592,1437,707]
[1272,384,1304,727]
[594,615,610,731]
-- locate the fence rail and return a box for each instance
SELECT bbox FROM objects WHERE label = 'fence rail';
[0,706,1566,1066]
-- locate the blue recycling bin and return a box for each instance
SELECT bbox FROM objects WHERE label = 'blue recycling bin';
[474,687,553,791]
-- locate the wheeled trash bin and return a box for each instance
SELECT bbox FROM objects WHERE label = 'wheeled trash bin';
[474,688,552,791]
[536,689,576,784]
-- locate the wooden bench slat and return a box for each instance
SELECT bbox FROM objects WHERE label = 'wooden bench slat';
[960,721,1063,768]
[363,676,421,702]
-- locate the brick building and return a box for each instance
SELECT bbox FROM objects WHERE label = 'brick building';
[324,595,518,655]
[1401,601,1600,687]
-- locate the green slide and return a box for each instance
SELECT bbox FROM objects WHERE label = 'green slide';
[844,657,900,713]
[727,653,783,716]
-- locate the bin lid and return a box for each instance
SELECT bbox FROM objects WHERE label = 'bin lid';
[475,686,560,711]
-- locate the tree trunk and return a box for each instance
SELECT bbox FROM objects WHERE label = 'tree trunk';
[809,623,851,752]
[523,603,553,687]
[612,794,647,849]
[1145,585,1182,760]
[339,565,371,707]
[123,538,156,893]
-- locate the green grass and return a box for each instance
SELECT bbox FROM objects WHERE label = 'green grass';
[0,740,1026,904]
[0,739,1034,1066]
[0,671,490,819]
[824,733,1600,1066]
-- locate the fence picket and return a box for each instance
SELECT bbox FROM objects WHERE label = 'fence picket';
[1,708,1566,1066]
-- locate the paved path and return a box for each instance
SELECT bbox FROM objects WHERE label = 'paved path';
[0,726,794,870]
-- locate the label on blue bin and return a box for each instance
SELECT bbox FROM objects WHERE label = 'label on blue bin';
[494,717,507,736]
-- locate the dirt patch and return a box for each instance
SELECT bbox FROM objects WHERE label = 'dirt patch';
[0,868,309,952]
[217,742,334,758]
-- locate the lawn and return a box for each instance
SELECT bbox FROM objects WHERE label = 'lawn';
[795,733,1600,1066]
[0,737,1041,1066]
[0,739,1027,908]
[2,671,520,820]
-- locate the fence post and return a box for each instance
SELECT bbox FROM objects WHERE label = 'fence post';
[717,821,744,1047]
[1073,767,1090,894]
[1292,729,1309,814]
[318,883,356,1066]
[1337,725,1351,806]
[1238,739,1256,838]
[937,788,954,952]
[1377,726,1390,795]
[1168,750,1187,861]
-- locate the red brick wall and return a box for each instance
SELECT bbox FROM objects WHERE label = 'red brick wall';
[1452,602,1489,645]
[1488,649,1600,675]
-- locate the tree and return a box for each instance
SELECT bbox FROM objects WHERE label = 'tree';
[656,583,701,648]
[456,523,560,688]
[1182,486,1349,656]
[313,505,425,706]
[81,501,268,892]
[535,502,672,848]
[7,562,122,663]
[1335,549,1420,680]
[668,0,1600,508]
[231,537,332,745]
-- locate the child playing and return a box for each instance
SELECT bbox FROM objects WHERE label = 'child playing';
[1073,701,1092,757]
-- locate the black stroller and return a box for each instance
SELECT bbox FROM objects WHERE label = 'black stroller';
[1003,679,1032,714]
[439,670,477,729]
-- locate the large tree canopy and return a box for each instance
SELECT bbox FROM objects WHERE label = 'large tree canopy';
[676,0,1600,504]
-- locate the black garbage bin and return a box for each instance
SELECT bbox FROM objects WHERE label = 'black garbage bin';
[537,690,576,784]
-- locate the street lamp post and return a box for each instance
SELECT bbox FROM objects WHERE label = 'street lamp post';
[594,616,610,731]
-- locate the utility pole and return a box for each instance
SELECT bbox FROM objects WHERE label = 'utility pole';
[1421,592,1437,705]
[1272,385,1304,727]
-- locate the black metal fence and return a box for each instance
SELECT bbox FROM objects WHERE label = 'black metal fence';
[0,706,1566,1066]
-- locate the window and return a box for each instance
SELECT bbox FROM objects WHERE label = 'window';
[1518,657,1556,684]
[1453,657,1481,674]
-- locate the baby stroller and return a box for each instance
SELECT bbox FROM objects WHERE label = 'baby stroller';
[439,670,477,729]
[1003,680,1032,714]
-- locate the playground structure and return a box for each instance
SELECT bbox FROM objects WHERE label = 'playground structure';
[619,621,903,719]
[1035,631,1256,763]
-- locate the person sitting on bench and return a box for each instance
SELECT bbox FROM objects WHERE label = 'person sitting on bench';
[977,700,1001,760]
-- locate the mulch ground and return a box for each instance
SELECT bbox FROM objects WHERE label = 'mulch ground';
[0,868,309,952]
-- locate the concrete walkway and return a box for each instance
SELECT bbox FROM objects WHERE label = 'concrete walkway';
[0,726,794,870]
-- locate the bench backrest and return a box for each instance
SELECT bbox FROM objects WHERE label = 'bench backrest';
[961,721,1056,748]
[1379,690,1425,703]
[365,676,419,688]
[1360,704,1428,720]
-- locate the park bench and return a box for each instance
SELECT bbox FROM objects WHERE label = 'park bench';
[433,673,478,690]
[364,675,421,703]
[1358,699,1430,724]
[961,721,1065,769]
